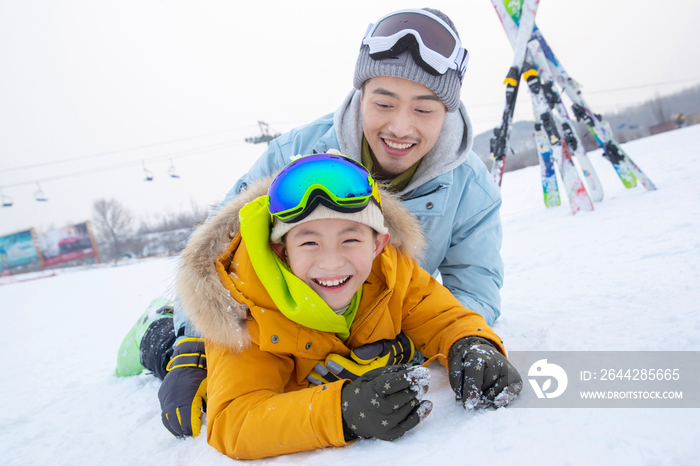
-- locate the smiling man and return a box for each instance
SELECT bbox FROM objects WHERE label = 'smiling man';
[154,7,506,439]
[360,77,448,179]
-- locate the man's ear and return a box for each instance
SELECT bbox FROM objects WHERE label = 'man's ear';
[269,241,287,263]
[373,232,390,258]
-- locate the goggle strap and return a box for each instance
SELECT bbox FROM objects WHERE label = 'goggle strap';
[455,48,469,82]
[275,191,373,224]
[363,23,374,40]
[273,185,370,216]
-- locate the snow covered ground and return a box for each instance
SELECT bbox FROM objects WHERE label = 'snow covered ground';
[2,126,699,465]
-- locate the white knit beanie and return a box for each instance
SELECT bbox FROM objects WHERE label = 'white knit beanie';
[270,203,388,244]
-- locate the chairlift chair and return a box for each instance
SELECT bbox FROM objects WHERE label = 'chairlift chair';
[0,188,12,207]
[142,160,154,181]
[168,159,180,178]
[34,183,48,202]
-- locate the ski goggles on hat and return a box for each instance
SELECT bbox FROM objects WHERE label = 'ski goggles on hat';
[268,153,382,224]
[362,9,469,82]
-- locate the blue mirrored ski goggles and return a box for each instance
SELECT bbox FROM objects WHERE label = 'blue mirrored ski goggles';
[362,9,469,82]
[267,153,382,224]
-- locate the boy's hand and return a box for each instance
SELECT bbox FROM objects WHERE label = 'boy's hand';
[308,333,415,384]
[341,365,432,442]
[158,338,208,438]
[448,337,522,410]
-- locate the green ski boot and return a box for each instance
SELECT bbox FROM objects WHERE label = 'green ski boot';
[115,297,174,377]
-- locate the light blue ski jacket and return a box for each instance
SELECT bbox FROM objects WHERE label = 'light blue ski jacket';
[176,89,503,331]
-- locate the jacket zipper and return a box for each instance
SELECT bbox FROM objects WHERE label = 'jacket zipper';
[348,289,392,345]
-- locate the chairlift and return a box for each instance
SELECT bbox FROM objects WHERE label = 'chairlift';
[168,159,180,179]
[142,160,154,181]
[34,183,48,202]
[1,188,12,207]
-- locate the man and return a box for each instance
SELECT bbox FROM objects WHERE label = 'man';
[159,7,505,438]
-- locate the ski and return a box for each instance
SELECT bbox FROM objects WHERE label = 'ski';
[489,0,540,188]
[524,63,594,214]
[532,101,561,207]
[526,40,604,202]
[531,26,657,191]
[492,0,593,213]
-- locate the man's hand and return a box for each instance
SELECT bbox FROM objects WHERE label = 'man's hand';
[308,333,415,384]
[341,365,432,441]
[448,337,522,410]
[158,338,207,438]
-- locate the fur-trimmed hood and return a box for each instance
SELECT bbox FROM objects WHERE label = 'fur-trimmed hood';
[175,178,426,350]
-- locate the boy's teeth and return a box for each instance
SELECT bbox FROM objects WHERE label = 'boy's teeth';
[384,140,413,150]
[316,276,350,287]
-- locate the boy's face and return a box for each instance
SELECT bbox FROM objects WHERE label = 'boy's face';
[360,76,448,180]
[271,218,389,311]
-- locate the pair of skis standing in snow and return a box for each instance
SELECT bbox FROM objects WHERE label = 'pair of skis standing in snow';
[489,0,656,215]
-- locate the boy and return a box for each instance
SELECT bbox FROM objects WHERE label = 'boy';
[176,153,522,459]
[125,154,521,459]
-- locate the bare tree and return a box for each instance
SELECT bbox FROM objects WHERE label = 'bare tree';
[648,92,668,125]
[92,198,134,262]
[137,199,210,234]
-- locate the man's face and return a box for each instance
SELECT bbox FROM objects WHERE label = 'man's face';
[272,218,389,311]
[360,76,448,179]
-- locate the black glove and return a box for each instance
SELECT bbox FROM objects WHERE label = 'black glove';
[448,337,522,410]
[308,333,416,384]
[158,338,208,438]
[341,365,432,442]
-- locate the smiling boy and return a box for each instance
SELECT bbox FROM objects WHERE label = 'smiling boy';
[173,154,522,460]
[270,217,387,311]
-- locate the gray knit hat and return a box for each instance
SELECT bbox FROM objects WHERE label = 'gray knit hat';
[270,203,388,244]
[353,8,464,112]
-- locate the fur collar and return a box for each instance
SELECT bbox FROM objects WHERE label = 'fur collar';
[175,178,425,351]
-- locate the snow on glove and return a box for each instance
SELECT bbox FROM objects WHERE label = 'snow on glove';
[308,333,415,385]
[158,337,208,438]
[341,365,432,442]
[448,337,523,410]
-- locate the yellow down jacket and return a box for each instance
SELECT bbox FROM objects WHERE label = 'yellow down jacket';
[175,179,505,460]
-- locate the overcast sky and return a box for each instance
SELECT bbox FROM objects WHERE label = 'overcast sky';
[2,0,699,236]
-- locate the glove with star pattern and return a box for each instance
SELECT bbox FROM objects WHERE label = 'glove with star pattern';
[340,365,432,442]
[448,336,522,410]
